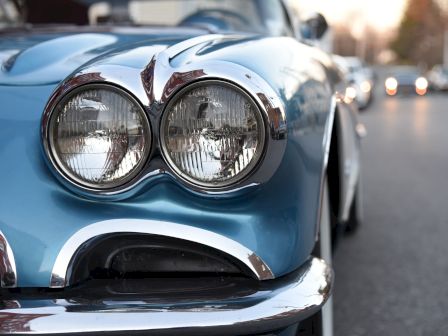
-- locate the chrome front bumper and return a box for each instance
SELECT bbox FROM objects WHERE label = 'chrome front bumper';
[0,258,332,335]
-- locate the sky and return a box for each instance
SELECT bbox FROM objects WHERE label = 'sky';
[289,0,407,32]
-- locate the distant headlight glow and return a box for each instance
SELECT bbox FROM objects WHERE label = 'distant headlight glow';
[161,81,265,188]
[360,81,372,93]
[385,77,398,96]
[415,77,428,91]
[345,86,357,100]
[47,85,151,189]
[385,77,398,91]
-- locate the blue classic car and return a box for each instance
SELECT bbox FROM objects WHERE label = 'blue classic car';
[0,0,363,335]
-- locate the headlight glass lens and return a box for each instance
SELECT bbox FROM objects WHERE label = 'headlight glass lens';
[161,82,265,188]
[49,86,151,189]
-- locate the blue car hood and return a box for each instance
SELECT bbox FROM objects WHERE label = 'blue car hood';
[0,26,205,86]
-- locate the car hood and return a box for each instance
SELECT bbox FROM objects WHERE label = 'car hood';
[0,26,207,86]
[390,72,421,85]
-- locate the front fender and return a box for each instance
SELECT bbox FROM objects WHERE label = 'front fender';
[335,98,362,222]
[0,35,336,287]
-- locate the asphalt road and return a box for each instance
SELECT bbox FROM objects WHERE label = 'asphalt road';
[333,82,448,335]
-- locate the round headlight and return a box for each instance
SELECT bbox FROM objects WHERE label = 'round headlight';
[47,85,151,190]
[161,81,266,188]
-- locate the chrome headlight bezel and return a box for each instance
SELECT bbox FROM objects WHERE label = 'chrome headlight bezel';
[159,80,267,189]
[42,51,287,199]
[43,83,152,191]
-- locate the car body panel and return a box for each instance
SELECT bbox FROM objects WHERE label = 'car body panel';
[0,1,362,334]
[0,29,344,287]
[0,27,206,85]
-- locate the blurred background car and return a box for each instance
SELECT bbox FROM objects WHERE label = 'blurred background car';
[333,55,375,109]
[384,66,428,96]
[291,0,448,335]
[427,64,448,91]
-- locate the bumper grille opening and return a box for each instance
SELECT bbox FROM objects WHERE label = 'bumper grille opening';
[69,234,255,286]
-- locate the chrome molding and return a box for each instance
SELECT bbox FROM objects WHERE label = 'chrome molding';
[6,258,332,335]
[315,95,337,240]
[50,219,274,288]
[322,95,338,172]
[0,230,17,288]
[41,34,287,199]
[163,33,225,59]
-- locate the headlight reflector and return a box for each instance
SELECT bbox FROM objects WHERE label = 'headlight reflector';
[48,85,151,189]
[161,81,265,188]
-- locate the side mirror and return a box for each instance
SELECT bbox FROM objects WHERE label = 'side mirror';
[301,13,329,40]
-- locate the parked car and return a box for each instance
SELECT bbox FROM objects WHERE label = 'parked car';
[427,65,448,91]
[385,66,429,96]
[333,55,375,110]
[0,1,363,335]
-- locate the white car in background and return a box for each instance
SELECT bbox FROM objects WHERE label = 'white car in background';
[333,56,375,110]
[427,65,448,91]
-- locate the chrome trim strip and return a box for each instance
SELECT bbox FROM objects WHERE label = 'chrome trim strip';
[6,258,332,335]
[0,230,17,288]
[315,95,337,241]
[164,34,224,59]
[323,95,338,172]
[50,219,274,288]
[356,122,368,138]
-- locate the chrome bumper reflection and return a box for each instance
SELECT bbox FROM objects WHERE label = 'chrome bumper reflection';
[0,258,332,335]
[0,230,17,288]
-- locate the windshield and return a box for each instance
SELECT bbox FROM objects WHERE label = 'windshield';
[5,0,293,36]
[392,66,421,78]
[344,58,364,74]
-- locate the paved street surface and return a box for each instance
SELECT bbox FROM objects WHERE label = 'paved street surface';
[333,78,448,335]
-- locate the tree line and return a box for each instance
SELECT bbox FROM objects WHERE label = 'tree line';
[391,0,447,67]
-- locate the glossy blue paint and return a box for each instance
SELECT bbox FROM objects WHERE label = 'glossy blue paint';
[0,29,333,287]
[0,27,204,85]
